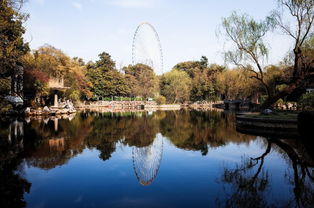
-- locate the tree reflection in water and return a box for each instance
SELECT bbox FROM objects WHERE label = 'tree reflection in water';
[0,120,31,208]
[217,138,314,208]
[0,110,313,207]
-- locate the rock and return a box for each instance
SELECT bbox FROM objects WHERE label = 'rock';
[24,107,31,115]
[262,109,273,114]
[43,106,50,113]
[5,95,23,106]
[65,100,75,110]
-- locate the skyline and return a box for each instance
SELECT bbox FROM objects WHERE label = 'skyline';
[24,0,292,72]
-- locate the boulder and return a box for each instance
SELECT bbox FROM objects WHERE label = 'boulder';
[43,106,50,113]
[24,107,31,115]
[5,95,23,106]
[262,109,273,114]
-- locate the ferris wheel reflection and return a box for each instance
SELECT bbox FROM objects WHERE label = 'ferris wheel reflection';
[132,133,163,186]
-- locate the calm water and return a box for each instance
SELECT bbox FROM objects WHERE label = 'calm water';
[0,110,313,208]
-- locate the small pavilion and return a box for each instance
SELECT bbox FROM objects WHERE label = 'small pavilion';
[48,76,69,108]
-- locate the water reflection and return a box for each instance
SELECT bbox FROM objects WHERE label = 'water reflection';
[0,120,30,208]
[0,110,313,207]
[132,134,163,186]
[217,138,314,208]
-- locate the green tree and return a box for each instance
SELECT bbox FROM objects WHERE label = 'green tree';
[124,64,159,99]
[173,57,225,101]
[87,52,129,99]
[0,0,29,79]
[221,12,275,98]
[222,1,314,109]
[64,58,93,102]
[0,0,29,100]
[160,69,192,103]
[260,0,314,108]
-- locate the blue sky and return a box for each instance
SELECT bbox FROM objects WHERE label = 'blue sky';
[24,0,292,72]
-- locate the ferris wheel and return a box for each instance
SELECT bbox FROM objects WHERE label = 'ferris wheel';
[132,22,164,75]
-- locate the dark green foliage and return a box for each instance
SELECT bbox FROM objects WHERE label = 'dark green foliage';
[173,57,225,101]
[87,52,129,99]
[298,92,314,110]
[0,0,29,79]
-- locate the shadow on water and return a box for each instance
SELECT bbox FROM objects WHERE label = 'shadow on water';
[216,137,314,208]
[216,117,314,208]
[0,110,313,207]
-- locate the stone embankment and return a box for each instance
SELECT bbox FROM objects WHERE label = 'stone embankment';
[213,100,260,111]
[236,113,299,138]
[76,101,181,111]
[76,101,156,110]
[184,101,224,110]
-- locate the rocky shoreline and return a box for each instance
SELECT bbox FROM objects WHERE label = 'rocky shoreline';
[24,106,76,116]
[1,100,226,117]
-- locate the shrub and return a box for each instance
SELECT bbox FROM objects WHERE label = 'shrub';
[69,90,80,102]
[0,98,12,114]
[0,78,11,95]
[298,92,314,110]
[155,96,166,105]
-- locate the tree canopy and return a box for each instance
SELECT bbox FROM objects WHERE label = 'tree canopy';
[160,69,192,103]
[0,0,29,78]
[87,52,129,99]
[124,64,159,99]
[221,0,314,108]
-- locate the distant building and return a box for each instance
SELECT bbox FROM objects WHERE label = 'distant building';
[48,76,65,89]
[48,76,69,107]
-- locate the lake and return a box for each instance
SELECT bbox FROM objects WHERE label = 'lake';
[0,110,313,208]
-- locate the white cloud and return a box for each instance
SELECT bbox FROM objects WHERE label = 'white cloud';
[108,0,157,8]
[72,2,83,10]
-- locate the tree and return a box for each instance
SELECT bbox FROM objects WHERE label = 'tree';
[260,0,314,108]
[174,60,205,78]
[190,68,214,101]
[222,0,314,109]
[216,68,258,100]
[87,52,129,99]
[124,64,159,99]
[94,52,115,69]
[221,12,275,98]
[23,46,93,105]
[0,0,29,96]
[173,57,225,101]
[23,46,69,105]
[160,69,192,103]
[64,58,93,101]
